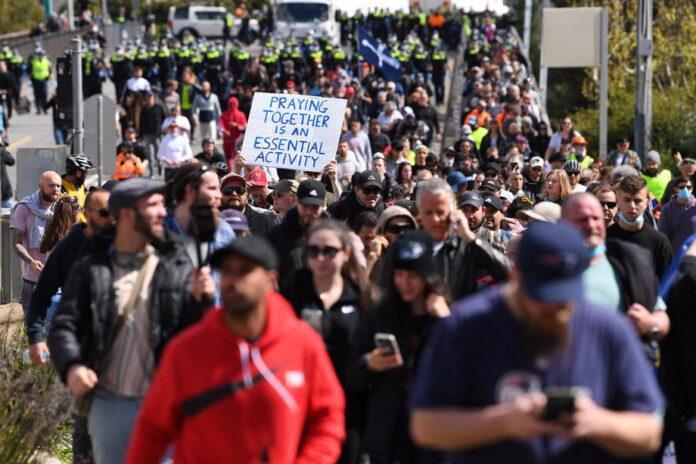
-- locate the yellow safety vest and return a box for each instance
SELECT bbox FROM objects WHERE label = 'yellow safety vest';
[32,57,50,80]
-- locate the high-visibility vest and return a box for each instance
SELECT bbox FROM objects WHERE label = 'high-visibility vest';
[31,57,50,80]
[641,169,672,201]
[113,154,144,180]
[181,85,193,110]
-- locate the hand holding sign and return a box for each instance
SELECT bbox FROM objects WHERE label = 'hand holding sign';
[242,93,347,172]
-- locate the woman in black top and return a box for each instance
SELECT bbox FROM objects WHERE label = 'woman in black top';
[346,230,450,464]
[280,218,369,464]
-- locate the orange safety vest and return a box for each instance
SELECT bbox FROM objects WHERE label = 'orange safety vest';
[112,153,144,180]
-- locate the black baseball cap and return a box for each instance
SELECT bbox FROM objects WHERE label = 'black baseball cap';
[458,191,483,209]
[357,170,382,190]
[201,138,215,146]
[209,235,278,271]
[297,179,326,206]
[390,230,437,277]
[483,195,504,211]
[484,163,501,174]
[479,179,501,193]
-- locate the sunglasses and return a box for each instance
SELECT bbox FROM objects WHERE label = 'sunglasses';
[222,186,247,196]
[385,223,414,235]
[599,201,617,209]
[362,187,381,196]
[306,245,342,259]
[678,185,693,190]
[567,171,580,176]
[91,208,111,218]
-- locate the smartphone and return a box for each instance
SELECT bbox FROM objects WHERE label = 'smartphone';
[374,333,401,357]
[301,309,323,336]
[543,387,588,420]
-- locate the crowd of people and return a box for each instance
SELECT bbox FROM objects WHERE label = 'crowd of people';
[2,7,696,464]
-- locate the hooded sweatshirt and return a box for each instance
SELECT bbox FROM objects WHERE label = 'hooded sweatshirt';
[219,96,247,143]
[125,291,345,464]
[658,195,696,253]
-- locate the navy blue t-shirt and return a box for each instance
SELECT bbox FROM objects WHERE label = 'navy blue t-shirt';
[410,288,664,464]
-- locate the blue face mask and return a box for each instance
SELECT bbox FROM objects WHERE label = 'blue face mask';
[618,210,644,226]
[678,187,691,201]
[586,243,607,260]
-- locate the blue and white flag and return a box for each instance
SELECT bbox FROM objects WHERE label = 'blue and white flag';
[357,25,402,83]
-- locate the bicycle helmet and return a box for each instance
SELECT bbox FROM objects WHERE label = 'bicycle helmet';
[563,159,581,173]
[65,154,94,174]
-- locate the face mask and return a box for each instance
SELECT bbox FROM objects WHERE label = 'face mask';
[678,187,691,201]
[618,210,644,226]
[444,158,454,167]
[586,243,606,260]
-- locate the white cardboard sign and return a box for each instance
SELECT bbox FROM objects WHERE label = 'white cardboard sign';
[242,93,347,171]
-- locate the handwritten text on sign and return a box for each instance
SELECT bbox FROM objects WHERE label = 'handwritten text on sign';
[242,93,347,171]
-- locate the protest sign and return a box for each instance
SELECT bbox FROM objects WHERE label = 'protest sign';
[241,93,347,171]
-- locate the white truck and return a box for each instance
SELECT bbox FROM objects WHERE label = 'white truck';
[274,0,340,45]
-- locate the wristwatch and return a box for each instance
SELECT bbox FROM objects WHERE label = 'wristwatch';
[649,319,660,338]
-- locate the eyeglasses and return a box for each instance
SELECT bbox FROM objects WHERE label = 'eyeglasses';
[362,187,381,196]
[385,223,415,235]
[306,245,342,259]
[599,201,617,209]
[222,185,247,196]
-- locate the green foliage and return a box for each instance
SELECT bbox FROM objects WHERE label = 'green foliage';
[0,319,72,464]
[551,0,696,157]
[0,0,45,35]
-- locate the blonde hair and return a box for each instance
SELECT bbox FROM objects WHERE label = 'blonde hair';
[546,169,572,201]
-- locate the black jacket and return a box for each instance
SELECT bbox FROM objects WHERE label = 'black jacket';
[244,206,275,236]
[663,256,696,430]
[266,206,310,281]
[328,192,387,229]
[1,146,14,201]
[345,304,443,463]
[436,232,509,300]
[27,223,88,344]
[194,150,227,166]
[48,228,211,383]
[280,268,362,387]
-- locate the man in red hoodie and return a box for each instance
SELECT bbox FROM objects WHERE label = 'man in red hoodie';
[220,96,247,165]
[126,235,345,463]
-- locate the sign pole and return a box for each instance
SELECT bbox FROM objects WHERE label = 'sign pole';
[71,37,84,156]
[599,8,608,159]
[97,95,104,185]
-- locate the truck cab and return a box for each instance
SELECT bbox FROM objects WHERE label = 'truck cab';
[274,0,339,45]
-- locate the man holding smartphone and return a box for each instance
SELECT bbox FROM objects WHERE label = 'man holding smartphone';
[410,221,664,463]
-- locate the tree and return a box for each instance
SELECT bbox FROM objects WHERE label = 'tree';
[564,0,696,158]
[0,0,44,35]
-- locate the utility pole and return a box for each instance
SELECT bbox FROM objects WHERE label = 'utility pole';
[71,37,84,156]
[635,0,653,164]
[523,0,533,57]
